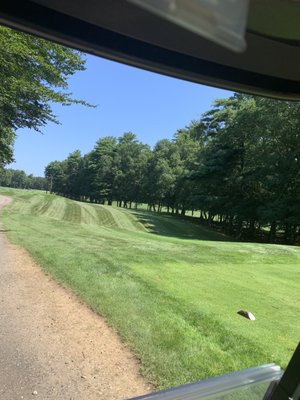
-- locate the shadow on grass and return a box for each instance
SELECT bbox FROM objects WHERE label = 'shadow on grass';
[130,209,233,242]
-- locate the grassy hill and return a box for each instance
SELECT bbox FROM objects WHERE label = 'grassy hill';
[5,188,225,240]
[1,188,299,389]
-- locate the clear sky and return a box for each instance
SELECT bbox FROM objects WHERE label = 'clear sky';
[9,53,232,176]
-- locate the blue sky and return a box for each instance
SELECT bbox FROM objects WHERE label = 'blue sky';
[9,53,231,176]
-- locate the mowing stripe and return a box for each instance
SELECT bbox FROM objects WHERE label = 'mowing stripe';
[62,201,82,223]
[94,205,118,228]
[103,206,143,231]
[80,203,98,225]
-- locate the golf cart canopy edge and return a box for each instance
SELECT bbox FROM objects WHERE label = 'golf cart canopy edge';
[0,0,300,100]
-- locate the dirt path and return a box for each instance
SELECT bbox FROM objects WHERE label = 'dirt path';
[0,196,151,400]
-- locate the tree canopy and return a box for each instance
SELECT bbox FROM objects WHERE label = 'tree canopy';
[0,26,92,166]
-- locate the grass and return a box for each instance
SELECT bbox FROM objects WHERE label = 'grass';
[1,188,299,389]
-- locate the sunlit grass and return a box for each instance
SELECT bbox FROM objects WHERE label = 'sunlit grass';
[1,188,299,389]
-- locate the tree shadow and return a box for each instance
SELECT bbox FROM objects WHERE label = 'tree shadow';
[130,210,232,242]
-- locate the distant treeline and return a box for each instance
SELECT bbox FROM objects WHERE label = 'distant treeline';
[0,168,47,190]
[45,94,300,245]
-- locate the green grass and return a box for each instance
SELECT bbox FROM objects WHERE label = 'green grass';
[1,188,299,389]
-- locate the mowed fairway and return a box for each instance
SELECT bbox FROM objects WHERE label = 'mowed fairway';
[1,188,299,389]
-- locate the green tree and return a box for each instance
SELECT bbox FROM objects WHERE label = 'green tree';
[86,136,118,204]
[172,127,202,215]
[64,150,84,199]
[0,26,92,165]
[115,132,151,208]
[144,139,178,212]
[44,160,67,194]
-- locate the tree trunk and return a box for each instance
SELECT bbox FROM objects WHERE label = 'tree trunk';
[236,219,243,238]
[268,221,277,243]
[208,212,214,226]
[228,216,234,234]
[285,224,296,244]
[291,225,297,244]
[248,219,255,239]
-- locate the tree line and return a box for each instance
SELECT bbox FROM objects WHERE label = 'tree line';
[45,94,300,245]
[0,168,47,190]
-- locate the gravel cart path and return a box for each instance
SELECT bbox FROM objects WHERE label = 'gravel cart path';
[0,196,150,400]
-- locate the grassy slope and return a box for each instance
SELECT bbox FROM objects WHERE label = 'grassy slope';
[1,188,299,388]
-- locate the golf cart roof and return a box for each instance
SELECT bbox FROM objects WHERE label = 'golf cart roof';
[0,0,300,100]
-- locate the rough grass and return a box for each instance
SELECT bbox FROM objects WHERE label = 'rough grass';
[1,188,299,389]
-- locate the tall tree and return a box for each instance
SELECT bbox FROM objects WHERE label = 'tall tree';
[64,150,83,199]
[144,139,178,212]
[86,136,118,204]
[44,160,67,194]
[115,132,151,208]
[172,127,202,215]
